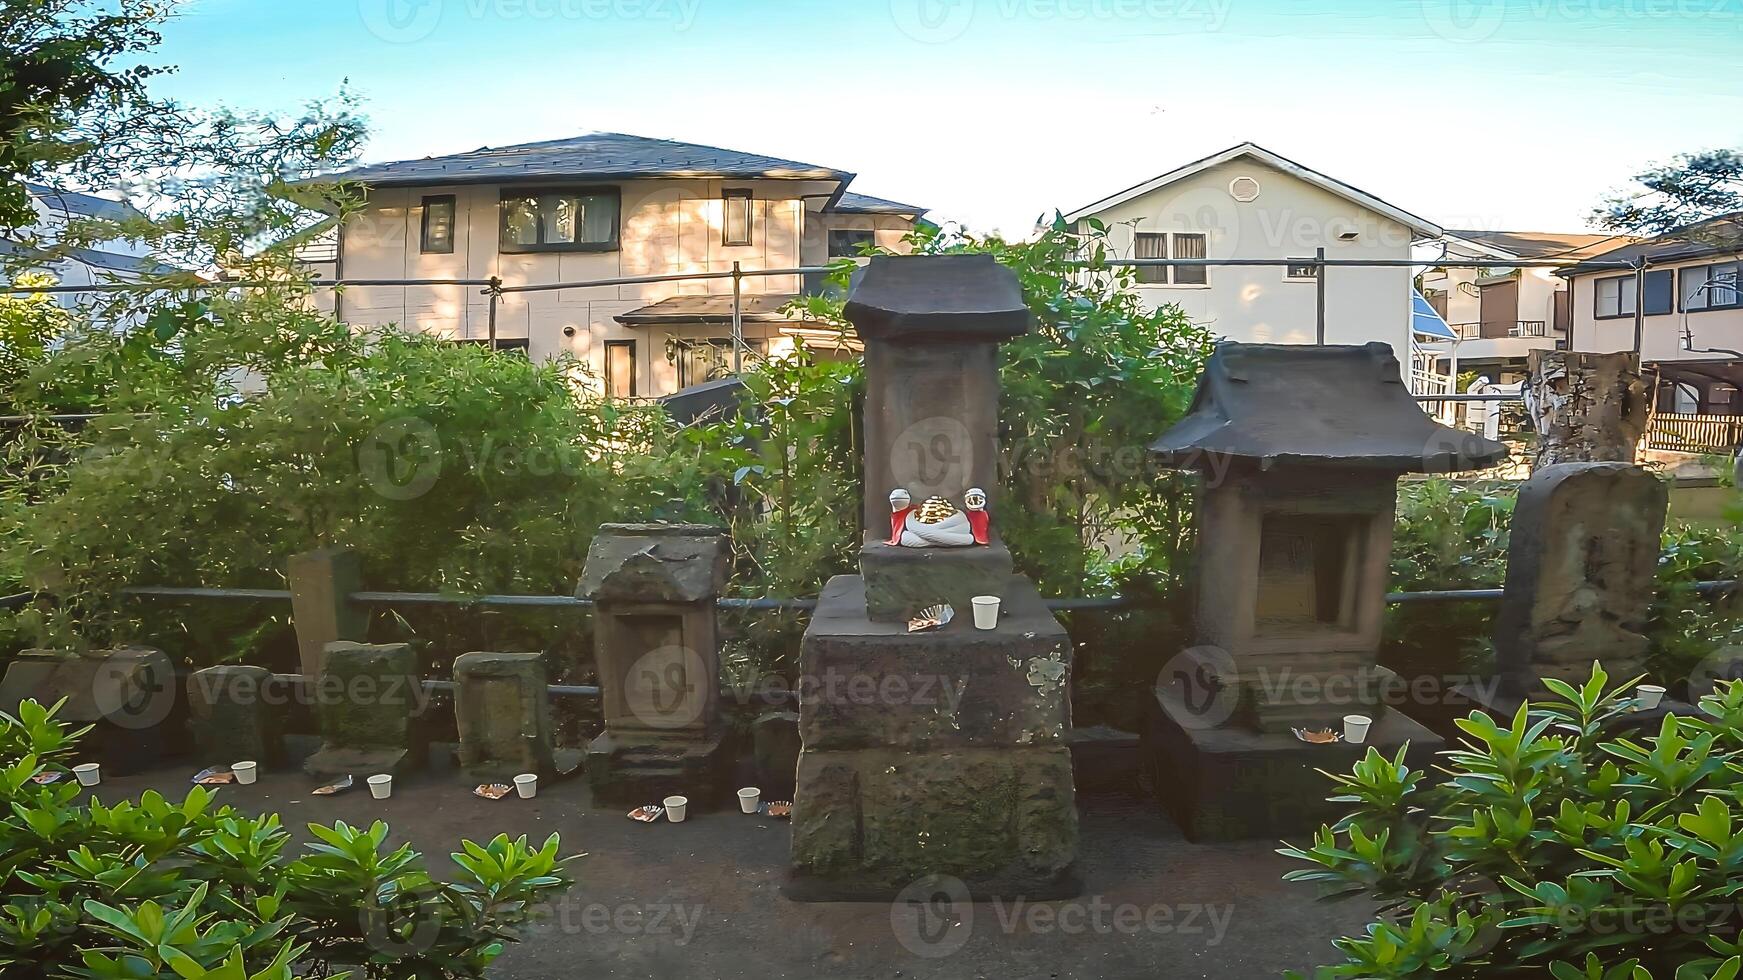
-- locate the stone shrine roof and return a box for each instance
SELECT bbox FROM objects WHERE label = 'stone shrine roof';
[844,254,1031,342]
[1149,342,1509,472]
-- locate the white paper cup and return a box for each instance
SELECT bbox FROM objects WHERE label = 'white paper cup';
[664,795,688,822]
[72,763,101,787]
[1343,714,1373,744]
[737,787,761,814]
[232,761,258,785]
[1636,684,1666,710]
[514,773,538,799]
[971,595,1001,630]
[367,774,393,800]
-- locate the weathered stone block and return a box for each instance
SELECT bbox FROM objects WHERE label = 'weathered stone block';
[751,710,800,798]
[577,524,728,604]
[1493,462,1668,695]
[187,665,281,765]
[304,641,423,777]
[288,547,367,678]
[454,652,572,778]
[585,730,729,806]
[0,647,172,774]
[788,745,1077,899]
[858,538,1015,623]
[800,575,1069,750]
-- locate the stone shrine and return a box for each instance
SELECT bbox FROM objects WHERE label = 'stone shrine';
[1142,342,1507,841]
[789,254,1078,900]
[577,523,730,806]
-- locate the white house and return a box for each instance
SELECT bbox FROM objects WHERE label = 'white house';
[1,183,161,307]
[302,133,925,398]
[1062,143,1446,385]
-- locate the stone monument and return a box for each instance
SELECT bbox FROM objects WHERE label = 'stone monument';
[304,641,424,777]
[0,647,174,774]
[789,254,1078,900]
[187,664,282,767]
[1142,342,1508,841]
[453,652,579,778]
[1482,462,1670,708]
[577,524,730,806]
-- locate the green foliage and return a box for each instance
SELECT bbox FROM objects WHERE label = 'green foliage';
[1282,664,1743,979]
[0,698,573,978]
[1385,480,1514,676]
[1595,148,1743,237]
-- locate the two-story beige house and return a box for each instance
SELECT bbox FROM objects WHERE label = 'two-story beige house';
[304,133,923,397]
[1561,212,1742,421]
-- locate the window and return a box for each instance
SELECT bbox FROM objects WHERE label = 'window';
[723,190,752,246]
[1681,261,1741,312]
[499,187,619,252]
[604,340,637,399]
[1171,233,1208,285]
[829,228,876,258]
[1134,232,1168,283]
[1595,274,1637,319]
[1643,269,1674,315]
[1285,262,1319,281]
[674,338,766,388]
[420,195,455,253]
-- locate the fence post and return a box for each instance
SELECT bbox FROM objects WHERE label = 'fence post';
[287,548,367,677]
[1315,247,1326,344]
[731,261,744,374]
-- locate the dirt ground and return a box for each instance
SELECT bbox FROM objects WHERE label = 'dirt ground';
[88,767,1374,980]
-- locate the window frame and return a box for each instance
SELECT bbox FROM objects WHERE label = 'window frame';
[1680,261,1742,313]
[419,194,456,254]
[604,339,637,399]
[497,185,621,254]
[1133,232,1169,284]
[722,189,753,247]
[1170,232,1209,287]
[828,227,876,259]
[1283,261,1319,282]
[1643,268,1674,316]
[1593,274,1637,320]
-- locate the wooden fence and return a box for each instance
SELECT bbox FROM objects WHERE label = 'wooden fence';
[1647,413,1743,455]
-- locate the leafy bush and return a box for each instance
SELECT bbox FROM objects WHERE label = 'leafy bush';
[1282,664,1743,979]
[0,697,574,978]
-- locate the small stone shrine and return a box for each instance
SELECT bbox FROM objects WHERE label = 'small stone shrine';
[1143,342,1507,841]
[1486,461,1669,706]
[789,254,1078,900]
[577,524,730,806]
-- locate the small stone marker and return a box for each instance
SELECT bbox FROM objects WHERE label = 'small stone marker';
[187,664,281,766]
[0,646,174,774]
[303,641,423,777]
[453,651,578,778]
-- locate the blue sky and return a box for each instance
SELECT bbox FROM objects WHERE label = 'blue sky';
[150,0,1743,236]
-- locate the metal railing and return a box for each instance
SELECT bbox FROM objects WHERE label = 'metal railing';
[1647,413,1743,454]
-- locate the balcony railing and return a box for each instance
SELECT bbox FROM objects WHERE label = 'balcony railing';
[1452,321,1482,339]
[1449,320,1553,340]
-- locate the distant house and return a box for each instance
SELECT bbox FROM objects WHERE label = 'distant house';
[1063,142,1448,389]
[1417,229,1630,384]
[301,133,925,398]
[1559,213,1742,424]
[2,183,161,310]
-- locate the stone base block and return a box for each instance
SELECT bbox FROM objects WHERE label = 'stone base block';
[800,575,1070,751]
[858,538,1014,623]
[0,648,173,775]
[303,745,416,778]
[1142,688,1443,842]
[585,730,730,808]
[786,745,1080,901]
[187,665,282,767]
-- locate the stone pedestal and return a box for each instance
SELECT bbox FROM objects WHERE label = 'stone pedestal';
[858,537,1014,623]
[788,575,1078,899]
[1142,683,1442,842]
[304,641,423,777]
[0,647,173,774]
[578,524,730,808]
[453,652,578,778]
[187,665,281,766]
[1492,462,1668,697]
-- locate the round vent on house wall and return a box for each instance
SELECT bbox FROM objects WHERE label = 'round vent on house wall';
[1228,176,1261,202]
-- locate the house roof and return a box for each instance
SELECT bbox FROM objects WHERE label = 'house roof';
[1149,342,1508,472]
[23,182,141,223]
[615,293,800,326]
[0,239,174,276]
[844,254,1032,342]
[307,132,854,189]
[832,192,925,216]
[1063,142,1443,239]
[1557,212,1743,278]
[1442,229,1630,261]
